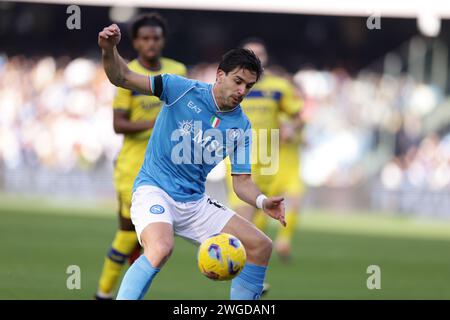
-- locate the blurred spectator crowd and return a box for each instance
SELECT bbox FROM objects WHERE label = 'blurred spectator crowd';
[1,54,449,209]
[0,55,121,172]
[293,68,446,189]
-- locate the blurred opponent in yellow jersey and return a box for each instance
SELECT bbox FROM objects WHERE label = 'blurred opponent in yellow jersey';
[225,38,305,268]
[226,72,304,208]
[95,13,186,300]
[113,58,186,220]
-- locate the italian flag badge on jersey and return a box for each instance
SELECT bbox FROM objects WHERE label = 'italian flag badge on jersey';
[210,115,221,128]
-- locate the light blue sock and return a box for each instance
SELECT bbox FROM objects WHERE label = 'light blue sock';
[230,263,267,300]
[116,254,160,300]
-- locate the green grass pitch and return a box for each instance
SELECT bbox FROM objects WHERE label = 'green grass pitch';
[1,196,450,299]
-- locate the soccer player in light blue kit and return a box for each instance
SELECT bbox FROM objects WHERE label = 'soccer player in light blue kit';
[98,24,286,300]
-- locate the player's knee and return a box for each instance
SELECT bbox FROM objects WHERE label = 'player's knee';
[258,234,273,259]
[144,241,173,268]
[247,233,272,263]
[154,241,174,260]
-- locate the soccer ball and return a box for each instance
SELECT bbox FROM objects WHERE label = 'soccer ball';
[197,233,246,281]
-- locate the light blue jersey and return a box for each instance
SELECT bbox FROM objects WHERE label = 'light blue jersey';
[133,74,252,202]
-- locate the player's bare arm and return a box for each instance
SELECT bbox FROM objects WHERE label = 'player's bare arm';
[113,110,156,134]
[98,24,153,95]
[232,174,286,226]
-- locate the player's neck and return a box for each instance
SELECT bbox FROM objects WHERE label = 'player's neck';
[138,57,161,71]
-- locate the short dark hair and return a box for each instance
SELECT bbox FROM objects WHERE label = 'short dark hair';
[129,12,168,39]
[218,48,263,81]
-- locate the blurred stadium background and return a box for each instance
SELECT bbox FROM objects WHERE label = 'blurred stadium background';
[1,0,450,299]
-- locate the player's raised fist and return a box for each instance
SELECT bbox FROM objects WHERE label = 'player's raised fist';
[98,24,121,50]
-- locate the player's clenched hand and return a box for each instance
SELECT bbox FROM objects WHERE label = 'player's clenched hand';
[263,196,286,227]
[98,24,121,50]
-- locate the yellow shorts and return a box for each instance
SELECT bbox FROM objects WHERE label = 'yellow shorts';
[226,143,304,208]
[113,145,146,220]
[114,170,137,220]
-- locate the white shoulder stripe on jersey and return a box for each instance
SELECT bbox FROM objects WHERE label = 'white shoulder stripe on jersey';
[149,75,154,95]
[165,86,196,107]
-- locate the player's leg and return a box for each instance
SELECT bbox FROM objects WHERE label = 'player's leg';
[116,186,175,300]
[275,195,301,261]
[128,242,142,265]
[252,172,277,233]
[252,208,271,296]
[96,191,139,300]
[221,214,273,300]
[225,169,273,298]
[274,145,304,261]
[175,195,270,300]
[116,222,173,300]
[233,205,256,222]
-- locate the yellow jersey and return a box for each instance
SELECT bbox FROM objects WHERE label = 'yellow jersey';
[113,58,187,194]
[242,74,300,129]
[241,73,302,169]
[226,73,304,206]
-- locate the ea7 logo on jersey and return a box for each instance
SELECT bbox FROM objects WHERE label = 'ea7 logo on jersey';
[187,100,202,114]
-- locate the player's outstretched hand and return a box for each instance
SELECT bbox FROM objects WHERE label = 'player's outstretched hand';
[98,24,121,51]
[263,196,286,227]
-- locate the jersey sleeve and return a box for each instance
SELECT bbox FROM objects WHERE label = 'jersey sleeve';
[279,81,303,116]
[149,74,194,105]
[230,120,252,175]
[112,87,132,111]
